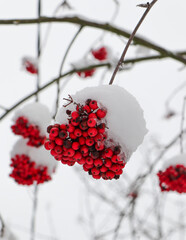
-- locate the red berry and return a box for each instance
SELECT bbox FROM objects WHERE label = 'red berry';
[97,123,106,133]
[73,152,82,161]
[94,158,103,167]
[92,174,101,179]
[59,130,67,139]
[60,124,67,130]
[83,163,94,170]
[115,169,123,175]
[44,141,52,150]
[66,148,75,157]
[95,142,105,151]
[86,156,94,165]
[83,164,89,172]
[100,166,108,173]
[85,138,95,147]
[91,47,107,61]
[50,127,59,137]
[71,111,79,119]
[83,105,91,113]
[79,136,86,145]
[104,159,112,168]
[106,171,115,179]
[82,131,88,137]
[87,118,97,128]
[80,145,89,155]
[88,113,97,119]
[55,138,63,146]
[80,121,88,130]
[96,109,107,119]
[91,151,100,159]
[91,168,100,175]
[94,133,103,142]
[47,141,55,150]
[54,146,63,154]
[47,125,53,133]
[67,124,75,133]
[88,128,98,137]
[72,142,80,150]
[71,118,80,126]
[63,140,72,149]
[105,148,113,158]
[69,133,77,140]
[77,158,86,165]
[110,164,120,172]
[89,100,98,110]
[74,128,82,137]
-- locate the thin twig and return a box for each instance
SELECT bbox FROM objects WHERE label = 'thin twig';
[180,96,186,153]
[36,0,41,102]
[30,183,38,240]
[55,26,83,116]
[1,16,186,65]
[109,0,158,85]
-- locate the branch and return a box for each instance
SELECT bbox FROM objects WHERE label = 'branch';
[0,16,186,65]
[109,0,158,85]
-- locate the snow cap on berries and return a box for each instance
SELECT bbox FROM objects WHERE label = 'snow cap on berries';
[56,85,147,159]
[11,139,57,174]
[13,102,51,135]
[157,154,186,193]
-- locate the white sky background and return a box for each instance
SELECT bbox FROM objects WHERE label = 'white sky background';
[0,0,186,239]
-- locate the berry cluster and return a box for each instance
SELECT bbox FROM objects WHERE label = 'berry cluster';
[11,116,46,147]
[91,47,108,61]
[45,98,126,180]
[77,69,96,78]
[22,57,38,74]
[10,154,51,185]
[157,164,186,193]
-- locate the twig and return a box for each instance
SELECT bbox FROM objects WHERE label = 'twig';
[180,96,186,153]
[109,0,158,85]
[55,26,83,116]
[30,183,38,240]
[0,214,5,237]
[1,16,186,65]
[36,0,41,102]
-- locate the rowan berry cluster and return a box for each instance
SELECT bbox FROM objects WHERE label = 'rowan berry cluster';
[157,164,186,193]
[10,154,51,185]
[45,98,126,180]
[77,69,96,78]
[22,57,38,74]
[11,116,46,147]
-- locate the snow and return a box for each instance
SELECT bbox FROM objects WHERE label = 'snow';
[162,154,186,170]
[12,102,52,135]
[56,85,148,159]
[11,139,57,174]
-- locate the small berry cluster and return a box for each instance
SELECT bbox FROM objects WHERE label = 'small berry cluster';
[11,116,46,147]
[157,164,186,193]
[45,98,126,180]
[91,47,108,61]
[76,46,108,78]
[22,57,38,74]
[10,154,51,185]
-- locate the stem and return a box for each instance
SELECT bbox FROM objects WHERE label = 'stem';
[109,0,158,85]
[36,0,41,102]
[30,183,38,240]
[180,96,186,153]
[55,26,83,115]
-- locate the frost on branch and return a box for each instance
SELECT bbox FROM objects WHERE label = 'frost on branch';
[11,103,51,147]
[157,154,186,193]
[44,85,147,180]
[10,139,57,185]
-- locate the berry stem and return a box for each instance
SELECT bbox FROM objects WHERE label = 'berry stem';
[109,0,158,85]
[30,183,38,240]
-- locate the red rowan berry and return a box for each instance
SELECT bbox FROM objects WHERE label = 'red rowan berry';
[59,130,67,139]
[83,105,91,113]
[96,109,107,119]
[66,148,75,157]
[84,163,94,170]
[91,168,100,175]
[50,127,59,137]
[92,174,101,179]
[54,146,63,154]
[94,158,103,167]
[72,142,80,150]
[82,131,88,137]
[80,145,89,155]
[88,128,98,137]
[95,142,105,151]
[47,125,53,133]
[88,113,97,119]
[104,159,112,168]
[60,124,67,130]
[55,138,63,146]
[94,133,104,142]
[87,118,97,127]
[86,156,94,165]
[71,111,79,119]
[77,158,86,165]
[115,169,123,175]
[91,151,100,159]
[83,164,89,172]
[86,138,94,147]
[67,124,75,133]
[106,171,115,179]
[73,152,82,161]
[71,118,80,126]
[46,141,55,150]
[63,140,72,149]
[69,133,77,140]
[110,164,120,172]
[80,121,88,130]
[89,100,98,110]
[105,148,113,158]
[79,136,86,145]
[74,128,82,137]
[91,47,107,61]
[44,141,52,150]
[100,166,108,173]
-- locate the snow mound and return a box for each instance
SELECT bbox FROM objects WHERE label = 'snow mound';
[162,154,186,170]
[13,102,51,135]
[11,139,57,174]
[56,85,147,158]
